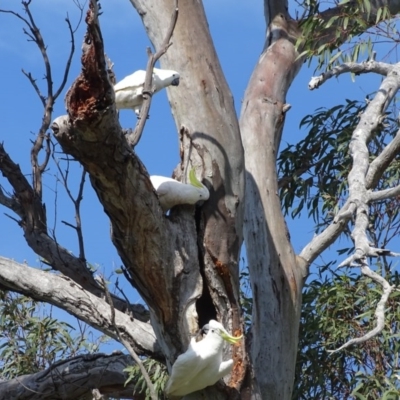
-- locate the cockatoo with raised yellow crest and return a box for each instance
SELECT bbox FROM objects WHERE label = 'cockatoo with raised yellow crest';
[150,169,209,212]
[165,319,243,397]
[114,68,180,115]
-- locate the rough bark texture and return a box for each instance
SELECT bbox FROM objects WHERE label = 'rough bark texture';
[127,3,246,392]
[0,353,141,400]
[54,1,245,398]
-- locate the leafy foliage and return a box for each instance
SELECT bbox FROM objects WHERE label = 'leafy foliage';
[297,0,393,72]
[0,290,107,380]
[294,263,400,399]
[124,358,168,400]
[278,96,400,234]
[279,92,400,397]
[279,99,362,224]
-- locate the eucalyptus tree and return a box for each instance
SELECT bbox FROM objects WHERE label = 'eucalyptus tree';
[1,0,400,399]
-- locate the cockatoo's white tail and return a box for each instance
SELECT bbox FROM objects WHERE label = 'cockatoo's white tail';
[113,68,180,113]
[165,319,242,397]
[150,169,209,212]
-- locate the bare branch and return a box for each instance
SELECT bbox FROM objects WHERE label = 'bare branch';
[308,59,392,90]
[21,1,53,102]
[129,0,179,147]
[54,15,77,100]
[21,69,46,106]
[315,63,400,352]
[52,152,87,261]
[0,353,144,400]
[0,143,148,319]
[301,62,400,265]
[369,184,400,202]
[366,128,400,188]
[102,276,157,400]
[1,2,77,202]
[0,256,160,357]
[338,248,400,268]
[0,186,23,217]
[328,260,394,354]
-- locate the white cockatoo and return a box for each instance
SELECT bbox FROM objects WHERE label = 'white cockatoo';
[113,68,180,115]
[150,169,209,212]
[165,319,243,397]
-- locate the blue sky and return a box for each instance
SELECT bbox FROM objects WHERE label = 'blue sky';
[0,0,387,329]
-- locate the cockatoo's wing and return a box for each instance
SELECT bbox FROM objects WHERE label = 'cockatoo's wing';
[113,70,146,92]
[165,320,243,397]
[166,334,226,397]
[165,347,208,396]
[150,173,208,212]
[114,68,179,112]
[114,70,147,110]
[150,176,178,194]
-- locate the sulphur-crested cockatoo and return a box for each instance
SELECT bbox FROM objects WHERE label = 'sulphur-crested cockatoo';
[150,169,209,212]
[114,68,180,115]
[165,319,242,397]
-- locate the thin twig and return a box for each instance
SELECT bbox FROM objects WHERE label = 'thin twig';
[129,0,179,147]
[0,186,23,217]
[328,259,394,353]
[52,150,87,261]
[54,15,77,99]
[21,69,46,106]
[101,276,157,400]
[1,3,78,201]
[39,133,52,174]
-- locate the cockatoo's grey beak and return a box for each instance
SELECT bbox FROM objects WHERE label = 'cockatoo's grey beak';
[220,329,243,344]
[171,77,180,86]
[201,324,210,335]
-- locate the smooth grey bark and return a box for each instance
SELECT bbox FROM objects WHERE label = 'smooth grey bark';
[239,10,307,399]
[0,257,159,357]
[309,62,400,353]
[238,1,400,398]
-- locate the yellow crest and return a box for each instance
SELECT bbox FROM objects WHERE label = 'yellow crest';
[189,168,203,188]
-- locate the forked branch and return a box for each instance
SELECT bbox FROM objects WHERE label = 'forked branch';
[0,1,78,199]
[52,151,87,261]
[308,59,392,90]
[302,61,400,352]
